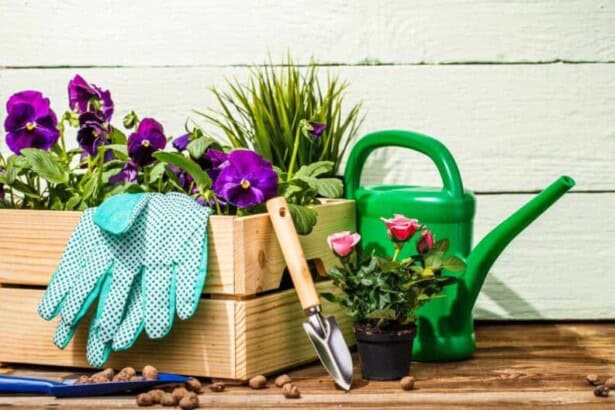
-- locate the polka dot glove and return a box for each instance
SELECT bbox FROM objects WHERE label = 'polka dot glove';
[88,192,211,366]
[37,193,151,354]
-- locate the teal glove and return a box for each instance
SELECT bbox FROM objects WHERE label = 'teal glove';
[38,193,151,350]
[92,192,211,349]
[38,192,211,368]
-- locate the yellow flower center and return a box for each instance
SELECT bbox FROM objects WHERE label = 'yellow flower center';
[25,122,36,131]
[92,130,100,137]
[141,139,151,148]
[240,179,251,189]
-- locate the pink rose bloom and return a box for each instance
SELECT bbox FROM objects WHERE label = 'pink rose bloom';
[327,231,361,257]
[381,214,420,242]
[417,229,435,253]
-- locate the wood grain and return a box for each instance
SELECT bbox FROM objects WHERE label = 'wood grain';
[0,282,353,379]
[0,200,355,296]
[1,1,614,66]
[0,322,613,408]
[234,199,355,295]
[1,64,613,191]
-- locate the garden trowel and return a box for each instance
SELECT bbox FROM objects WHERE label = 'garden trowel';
[267,197,354,391]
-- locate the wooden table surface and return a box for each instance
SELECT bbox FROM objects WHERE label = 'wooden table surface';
[1,322,614,409]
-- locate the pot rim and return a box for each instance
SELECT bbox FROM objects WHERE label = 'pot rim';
[354,323,417,343]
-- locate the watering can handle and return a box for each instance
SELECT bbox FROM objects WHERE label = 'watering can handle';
[344,130,465,200]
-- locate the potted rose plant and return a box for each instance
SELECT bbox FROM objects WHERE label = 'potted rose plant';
[323,215,466,380]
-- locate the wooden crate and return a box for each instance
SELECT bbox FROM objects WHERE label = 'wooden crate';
[0,283,354,379]
[0,200,356,379]
[0,199,354,296]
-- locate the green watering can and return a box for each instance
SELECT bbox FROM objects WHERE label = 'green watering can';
[344,129,575,361]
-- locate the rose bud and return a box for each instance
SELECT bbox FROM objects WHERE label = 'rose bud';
[327,231,361,257]
[417,229,435,253]
[381,214,420,243]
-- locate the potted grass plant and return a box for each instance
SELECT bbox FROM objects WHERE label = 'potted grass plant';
[199,56,364,178]
[323,215,466,380]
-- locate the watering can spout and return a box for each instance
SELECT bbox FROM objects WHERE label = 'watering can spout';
[463,176,576,311]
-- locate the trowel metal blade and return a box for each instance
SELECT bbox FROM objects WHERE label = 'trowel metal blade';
[303,313,353,390]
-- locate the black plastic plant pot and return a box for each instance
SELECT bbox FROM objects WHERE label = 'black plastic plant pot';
[354,323,417,381]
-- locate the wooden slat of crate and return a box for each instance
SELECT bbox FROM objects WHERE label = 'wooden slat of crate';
[0,199,355,296]
[0,282,354,379]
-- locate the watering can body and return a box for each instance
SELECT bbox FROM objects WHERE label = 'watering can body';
[344,130,574,361]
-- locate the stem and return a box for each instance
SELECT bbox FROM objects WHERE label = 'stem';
[286,125,303,181]
[392,243,403,262]
[59,124,67,159]
[212,195,222,215]
[96,150,104,203]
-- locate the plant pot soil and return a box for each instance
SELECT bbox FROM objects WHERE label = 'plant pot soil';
[354,322,416,380]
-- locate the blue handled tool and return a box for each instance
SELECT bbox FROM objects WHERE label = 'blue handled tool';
[0,373,189,398]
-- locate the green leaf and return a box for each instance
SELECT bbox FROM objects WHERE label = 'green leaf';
[20,148,68,184]
[437,276,458,286]
[425,254,443,270]
[321,292,344,305]
[379,260,400,273]
[312,177,343,198]
[109,127,127,144]
[81,174,98,201]
[294,161,334,178]
[366,308,397,321]
[154,151,212,191]
[288,203,318,235]
[149,161,166,183]
[410,265,424,274]
[442,256,466,272]
[105,144,129,161]
[278,182,304,199]
[65,194,82,210]
[187,136,218,159]
[10,179,40,199]
[433,238,449,252]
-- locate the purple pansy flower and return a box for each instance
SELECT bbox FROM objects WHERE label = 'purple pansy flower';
[4,90,59,154]
[168,164,193,190]
[172,133,190,152]
[127,118,166,166]
[109,162,138,185]
[77,112,108,156]
[309,121,327,140]
[201,148,229,181]
[213,150,278,208]
[68,74,114,121]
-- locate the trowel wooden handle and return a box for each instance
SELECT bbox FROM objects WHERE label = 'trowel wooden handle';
[266,197,320,310]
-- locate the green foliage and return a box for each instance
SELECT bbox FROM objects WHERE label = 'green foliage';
[0,64,355,235]
[275,160,342,234]
[322,231,466,329]
[199,57,364,176]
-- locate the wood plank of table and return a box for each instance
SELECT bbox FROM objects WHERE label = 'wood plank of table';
[0,323,613,409]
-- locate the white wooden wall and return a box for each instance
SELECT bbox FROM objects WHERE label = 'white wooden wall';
[1,1,614,319]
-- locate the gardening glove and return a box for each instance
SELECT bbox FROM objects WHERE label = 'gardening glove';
[90,192,211,359]
[37,194,151,351]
